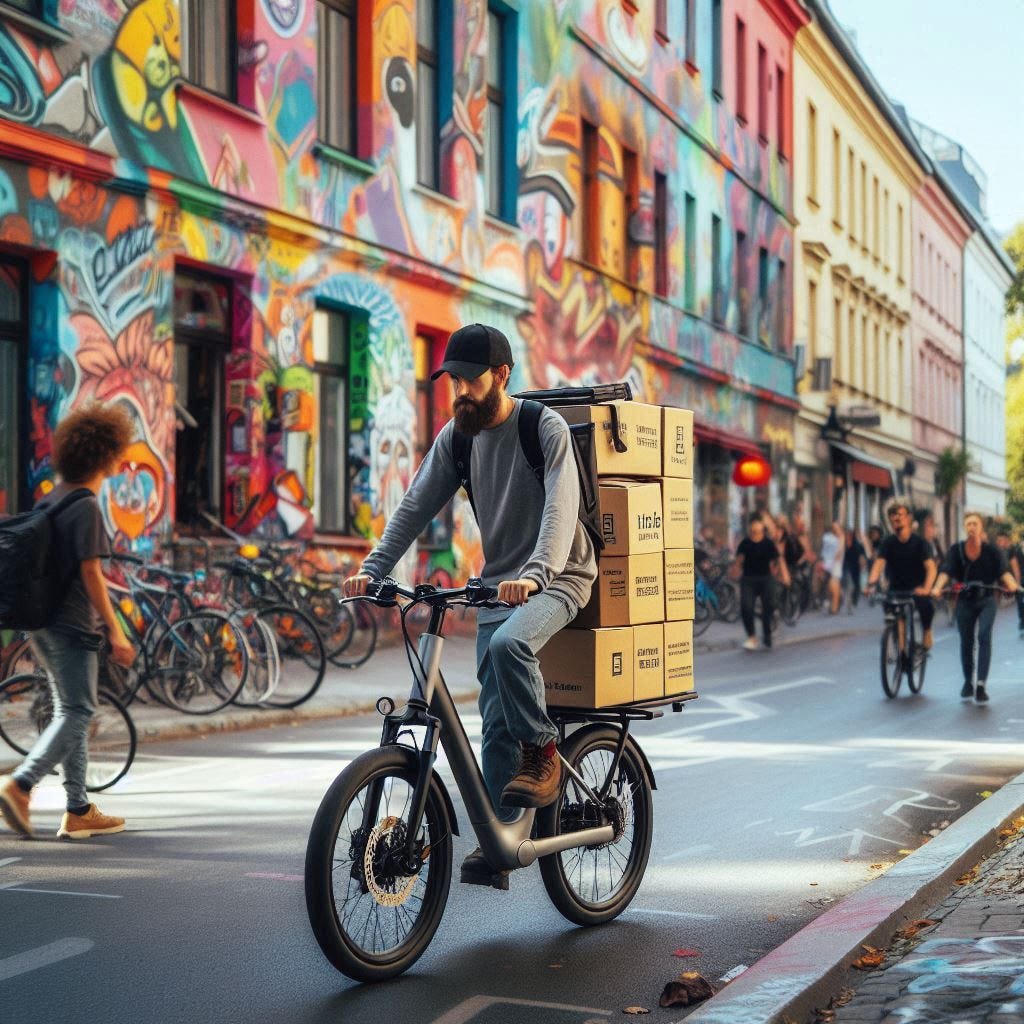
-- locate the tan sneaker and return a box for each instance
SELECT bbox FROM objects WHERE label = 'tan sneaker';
[501,743,562,809]
[0,776,31,836]
[923,629,934,650]
[57,804,125,841]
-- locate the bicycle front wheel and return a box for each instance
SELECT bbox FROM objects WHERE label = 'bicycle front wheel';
[258,605,326,708]
[880,625,903,698]
[305,746,453,983]
[537,726,653,926]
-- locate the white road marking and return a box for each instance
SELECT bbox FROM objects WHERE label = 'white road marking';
[0,858,21,869]
[0,938,94,982]
[0,883,120,899]
[627,907,718,921]
[431,995,611,1024]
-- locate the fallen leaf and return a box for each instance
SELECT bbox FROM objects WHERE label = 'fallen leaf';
[809,882,818,886]
[832,987,856,1007]
[767,914,779,922]
[623,1008,650,1016]
[659,971,716,1008]
[895,919,937,941]
[672,948,700,958]
[851,945,885,971]
[870,863,884,870]
[898,849,915,855]
[979,790,993,798]
[956,868,979,886]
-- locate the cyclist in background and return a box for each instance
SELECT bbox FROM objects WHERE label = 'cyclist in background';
[932,511,1018,703]
[865,499,938,649]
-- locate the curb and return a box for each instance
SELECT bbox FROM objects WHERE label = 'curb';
[679,768,1024,1024]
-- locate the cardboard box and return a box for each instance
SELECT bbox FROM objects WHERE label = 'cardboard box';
[633,623,665,701]
[665,548,696,621]
[662,476,694,549]
[662,407,695,478]
[559,401,662,477]
[574,551,665,628]
[664,620,695,695]
[598,478,663,556]
[540,627,634,708]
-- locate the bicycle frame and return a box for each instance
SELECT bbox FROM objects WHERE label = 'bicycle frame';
[366,598,616,875]
[882,594,918,663]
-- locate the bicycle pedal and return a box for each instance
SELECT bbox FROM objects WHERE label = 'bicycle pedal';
[459,866,510,891]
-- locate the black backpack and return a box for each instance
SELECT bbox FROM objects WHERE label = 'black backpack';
[0,488,93,630]
[450,383,633,553]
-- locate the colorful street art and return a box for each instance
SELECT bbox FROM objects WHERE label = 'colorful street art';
[0,0,796,576]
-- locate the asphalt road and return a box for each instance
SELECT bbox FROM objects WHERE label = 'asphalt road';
[3,611,1024,1024]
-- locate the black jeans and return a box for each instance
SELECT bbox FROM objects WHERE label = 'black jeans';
[956,597,997,685]
[1016,591,1024,631]
[741,576,775,642]
[915,595,935,633]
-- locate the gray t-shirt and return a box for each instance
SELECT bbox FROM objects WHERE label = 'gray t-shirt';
[36,483,110,636]
[362,400,597,624]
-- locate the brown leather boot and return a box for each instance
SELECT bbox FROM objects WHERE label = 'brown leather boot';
[501,742,562,809]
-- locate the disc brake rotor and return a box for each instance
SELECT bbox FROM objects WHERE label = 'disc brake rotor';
[363,815,419,907]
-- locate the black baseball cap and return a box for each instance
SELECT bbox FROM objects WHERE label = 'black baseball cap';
[430,323,514,381]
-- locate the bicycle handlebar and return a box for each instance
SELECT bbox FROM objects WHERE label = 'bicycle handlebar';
[349,576,509,611]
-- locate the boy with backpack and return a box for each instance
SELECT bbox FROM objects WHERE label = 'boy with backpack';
[344,324,597,888]
[0,403,136,840]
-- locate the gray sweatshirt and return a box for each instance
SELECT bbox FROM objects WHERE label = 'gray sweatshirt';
[361,400,597,623]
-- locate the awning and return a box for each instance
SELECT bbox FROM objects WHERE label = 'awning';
[695,424,765,459]
[830,441,895,491]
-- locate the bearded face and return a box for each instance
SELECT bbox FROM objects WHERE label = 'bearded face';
[453,375,502,437]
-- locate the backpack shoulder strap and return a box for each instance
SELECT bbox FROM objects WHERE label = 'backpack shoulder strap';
[517,399,545,487]
[43,487,93,518]
[451,430,475,510]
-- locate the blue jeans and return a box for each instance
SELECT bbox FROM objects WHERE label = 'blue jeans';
[13,629,98,810]
[475,593,574,822]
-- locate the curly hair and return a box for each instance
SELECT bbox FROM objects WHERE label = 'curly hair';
[52,403,133,484]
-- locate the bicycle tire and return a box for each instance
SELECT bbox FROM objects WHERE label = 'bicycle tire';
[880,625,902,698]
[780,585,800,627]
[537,726,653,926]
[0,674,136,791]
[230,610,282,706]
[908,643,927,694]
[257,605,326,708]
[330,602,379,669]
[305,589,356,659]
[717,582,741,623]
[693,597,712,637]
[305,745,453,983]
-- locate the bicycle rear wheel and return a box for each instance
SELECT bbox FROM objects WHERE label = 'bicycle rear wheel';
[257,605,326,708]
[880,625,903,698]
[0,673,49,758]
[330,602,379,669]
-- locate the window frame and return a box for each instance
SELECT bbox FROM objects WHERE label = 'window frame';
[735,228,749,337]
[735,17,747,123]
[485,3,517,222]
[684,0,697,68]
[0,253,28,515]
[775,65,785,159]
[654,170,669,298]
[182,0,238,103]
[711,213,723,324]
[622,144,639,284]
[311,304,351,534]
[711,0,723,97]
[417,0,441,191]
[581,118,600,265]
[684,192,697,311]
[756,43,767,143]
[317,0,358,156]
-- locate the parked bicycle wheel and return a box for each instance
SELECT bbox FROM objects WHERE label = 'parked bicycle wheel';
[537,726,653,926]
[305,746,453,983]
[258,605,326,708]
[716,580,741,623]
[0,674,136,791]
[304,589,356,659]
[150,611,249,714]
[230,610,282,706]
[330,602,379,669]
[780,584,801,627]
[693,596,712,637]
[880,624,903,698]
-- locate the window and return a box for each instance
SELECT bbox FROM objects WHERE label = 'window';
[757,44,767,142]
[317,0,357,154]
[831,129,841,224]
[654,171,669,297]
[860,161,867,245]
[847,147,855,240]
[883,188,890,269]
[486,6,516,220]
[735,19,746,122]
[684,0,697,66]
[758,246,769,345]
[806,279,817,369]
[776,66,785,157]
[581,119,600,264]
[0,255,26,515]
[622,145,639,282]
[684,192,696,310]
[872,176,879,258]
[833,298,842,382]
[183,0,237,101]
[173,268,231,526]
[806,102,817,203]
[655,0,668,40]
[417,0,440,189]
[711,214,723,323]
[711,0,722,96]
[735,229,749,336]
[311,307,349,532]
[776,258,786,347]
[848,305,857,389]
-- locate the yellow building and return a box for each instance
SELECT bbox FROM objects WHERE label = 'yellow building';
[792,0,927,541]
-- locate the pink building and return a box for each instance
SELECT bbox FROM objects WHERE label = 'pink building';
[911,177,971,541]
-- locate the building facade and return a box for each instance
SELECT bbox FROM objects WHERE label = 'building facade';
[791,0,925,543]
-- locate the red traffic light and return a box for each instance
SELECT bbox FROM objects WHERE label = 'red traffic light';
[732,454,772,487]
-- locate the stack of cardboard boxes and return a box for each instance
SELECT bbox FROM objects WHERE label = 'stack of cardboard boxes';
[540,402,696,709]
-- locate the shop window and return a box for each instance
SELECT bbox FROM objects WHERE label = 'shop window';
[312,306,349,532]
[317,0,358,155]
[581,119,600,264]
[414,330,454,550]
[0,255,26,515]
[182,0,237,101]
[173,268,231,526]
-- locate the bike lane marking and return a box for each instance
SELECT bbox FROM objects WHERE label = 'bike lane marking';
[430,995,611,1024]
[0,938,94,983]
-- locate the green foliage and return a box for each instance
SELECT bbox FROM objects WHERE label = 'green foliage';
[1005,222,1024,317]
[935,446,972,499]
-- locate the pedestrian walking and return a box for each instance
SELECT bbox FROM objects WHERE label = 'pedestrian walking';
[734,514,790,651]
[1009,534,1024,638]
[842,528,867,612]
[0,403,136,840]
[820,521,844,614]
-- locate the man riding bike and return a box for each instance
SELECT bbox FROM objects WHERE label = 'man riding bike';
[343,323,596,887]
[932,511,1018,703]
[865,499,937,649]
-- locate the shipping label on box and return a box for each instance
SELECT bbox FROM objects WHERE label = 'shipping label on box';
[559,401,662,477]
[662,476,694,549]
[633,623,664,702]
[665,548,696,621]
[662,407,694,478]
[598,478,663,556]
[540,627,634,708]
[574,551,664,628]
[664,620,694,695]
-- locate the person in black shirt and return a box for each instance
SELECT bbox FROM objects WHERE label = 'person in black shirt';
[866,499,938,648]
[932,512,1018,703]
[734,514,790,651]
[842,529,868,610]
[1009,538,1024,636]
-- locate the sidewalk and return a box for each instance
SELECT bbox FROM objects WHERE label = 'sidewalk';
[828,818,1024,1024]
